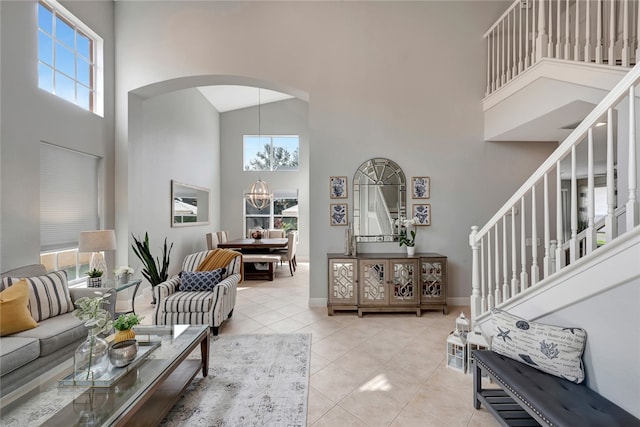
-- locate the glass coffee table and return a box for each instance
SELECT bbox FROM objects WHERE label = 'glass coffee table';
[0,325,209,426]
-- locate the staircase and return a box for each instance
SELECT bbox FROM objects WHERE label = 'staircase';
[470,0,640,417]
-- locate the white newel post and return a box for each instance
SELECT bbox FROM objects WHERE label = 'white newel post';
[535,0,548,61]
[470,226,481,324]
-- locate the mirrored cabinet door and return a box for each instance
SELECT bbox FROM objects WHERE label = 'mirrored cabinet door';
[327,258,358,315]
[390,259,419,306]
[359,259,387,306]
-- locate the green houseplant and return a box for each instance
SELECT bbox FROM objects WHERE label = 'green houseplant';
[86,268,104,287]
[113,313,144,343]
[131,232,173,304]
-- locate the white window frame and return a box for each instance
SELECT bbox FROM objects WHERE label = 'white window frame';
[243,135,299,171]
[245,190,298,236]
[38,0,104,116]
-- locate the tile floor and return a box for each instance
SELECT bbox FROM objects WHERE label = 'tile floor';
[137,262,500,426]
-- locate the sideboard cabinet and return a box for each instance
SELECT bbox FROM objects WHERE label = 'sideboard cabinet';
[327,253,448,316]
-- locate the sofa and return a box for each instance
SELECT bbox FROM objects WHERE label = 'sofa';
[0,264,116,397]
[153,250,240,335]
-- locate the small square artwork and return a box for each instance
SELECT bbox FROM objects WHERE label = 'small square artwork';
[330,203,348,226]
[330,176,348,199]
[412,177,430,199]
[413,204,431,225]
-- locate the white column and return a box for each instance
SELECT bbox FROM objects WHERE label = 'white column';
[606,108,618,242]
[627,85,639,229]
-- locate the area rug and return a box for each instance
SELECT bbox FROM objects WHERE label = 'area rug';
[160,333,311,427]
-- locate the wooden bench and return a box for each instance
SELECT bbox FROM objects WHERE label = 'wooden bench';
[242,254,281,281]
[472,350,640,427]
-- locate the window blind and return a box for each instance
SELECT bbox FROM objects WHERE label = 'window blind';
[40,142,99,251]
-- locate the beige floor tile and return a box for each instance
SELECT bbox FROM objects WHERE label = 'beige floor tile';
[136,263,488,427]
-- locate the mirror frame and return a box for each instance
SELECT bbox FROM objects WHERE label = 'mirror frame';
[353,158,406,242]
[171,180,210,227]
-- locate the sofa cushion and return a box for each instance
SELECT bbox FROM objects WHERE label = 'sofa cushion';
[179,268,226,291]
[0,336,40,375]
[491,309,587,383]
[13,312,86,357]
[0,280,38,336]
[162,291,217,314]
[2,271,74,322]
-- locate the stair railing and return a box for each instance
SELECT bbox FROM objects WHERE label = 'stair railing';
[485,0,639,96]
[470,62,640,323]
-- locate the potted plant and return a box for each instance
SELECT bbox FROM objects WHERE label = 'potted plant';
[112,313,144,343]
[131,232,173,304]
[397,216,418,256]
[86,268,104,288]
[73,290,114,380]
[114,265,134,285]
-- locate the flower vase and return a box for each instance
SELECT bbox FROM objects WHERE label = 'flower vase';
[117,272,131,285]
[406,246,416,257]
[87,277,102,288]
[74,333,109,381]
[114,329,136,343]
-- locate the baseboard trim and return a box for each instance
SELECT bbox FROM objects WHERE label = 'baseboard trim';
[448,297,470,307]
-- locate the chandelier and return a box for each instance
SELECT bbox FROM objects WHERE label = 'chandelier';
[245,179,272,210]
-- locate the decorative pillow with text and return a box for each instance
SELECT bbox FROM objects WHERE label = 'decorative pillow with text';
[491,309,587,383]
[179,268,226,292]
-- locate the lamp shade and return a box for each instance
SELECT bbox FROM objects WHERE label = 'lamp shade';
[245,179,273,210]
[78,230,117,253]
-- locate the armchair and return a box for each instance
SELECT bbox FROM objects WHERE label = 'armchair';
[153,250,241,335]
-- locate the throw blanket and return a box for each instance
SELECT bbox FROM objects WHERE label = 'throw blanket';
[196,249,243,282]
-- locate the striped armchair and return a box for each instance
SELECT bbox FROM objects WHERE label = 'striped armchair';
[153,250,241,335]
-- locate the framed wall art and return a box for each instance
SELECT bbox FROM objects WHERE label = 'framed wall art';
[411,176,430,199]
[330,176,348,199]
[413,204,431,225]
[330,203,348,226]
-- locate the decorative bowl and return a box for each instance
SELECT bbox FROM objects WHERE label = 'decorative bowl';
[108,339,138,368]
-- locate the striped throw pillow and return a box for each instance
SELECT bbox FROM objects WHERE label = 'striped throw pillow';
[1,270,74,322]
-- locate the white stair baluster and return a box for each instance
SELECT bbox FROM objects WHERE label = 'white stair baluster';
[565,0,571,60]
[606,108,618,242]
[519,3,524,72]
[531,185,540,285]
[609,0,616,65]
[627,85,639,229]
[556,0,562,59]
[481,235,487,313]
[520,196,528,291]
[495,225,502,303]
[587,128,597,253]
[511,205,519,298]
[502,216,509,300]
[487,229,494,310]
[574,0,580,61]
[543,173,551,278]
[556,160,565,271]
[585,0,592,62]
[596,0,603,63]
[570,145,578,263]
[623,0,630,67]
[536,0,548,61]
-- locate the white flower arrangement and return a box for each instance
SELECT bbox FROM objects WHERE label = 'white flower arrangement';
[114,266,134,276]
[395,216,419,247]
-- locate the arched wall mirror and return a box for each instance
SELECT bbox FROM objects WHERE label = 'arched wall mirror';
[353,158,406,242]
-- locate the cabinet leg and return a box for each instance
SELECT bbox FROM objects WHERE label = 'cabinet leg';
[443,306,449,315]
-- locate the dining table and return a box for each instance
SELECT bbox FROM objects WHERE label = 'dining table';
[217,237,288,251]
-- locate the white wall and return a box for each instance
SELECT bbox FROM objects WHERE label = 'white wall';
[220,98,310,260]
[128,88,221,283]
[113,0,559,303]
[0,0,115,271]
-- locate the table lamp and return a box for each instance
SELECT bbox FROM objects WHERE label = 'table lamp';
[78,230,117,274]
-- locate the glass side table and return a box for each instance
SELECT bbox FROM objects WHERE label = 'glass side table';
[81,278,143,315]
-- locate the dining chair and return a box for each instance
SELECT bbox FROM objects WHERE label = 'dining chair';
[277,231,298,276]
[206,232,219,250]
[267,229,285,238]
[217,230,229,244]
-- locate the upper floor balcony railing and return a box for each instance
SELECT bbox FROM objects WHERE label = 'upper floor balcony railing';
[470,62,640,323]
[485,0,639,96]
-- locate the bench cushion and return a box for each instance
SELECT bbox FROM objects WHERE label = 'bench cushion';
[491,309,587,383]
[474,350,640,427]
[162,291,216,313]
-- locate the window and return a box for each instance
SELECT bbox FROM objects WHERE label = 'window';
[245,190,298,236]
[38,0,103,115]
[244,135,299,171]
[40,142,100,283]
